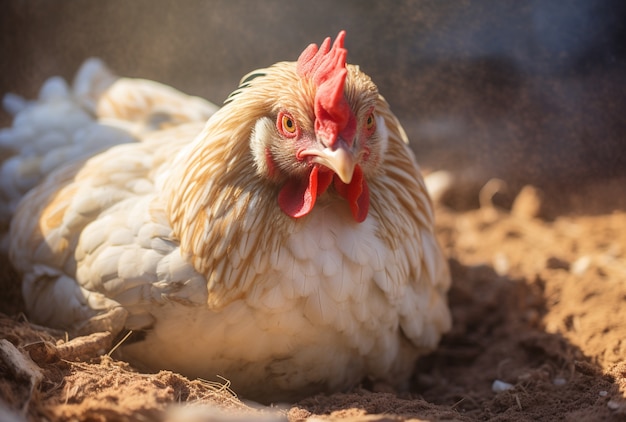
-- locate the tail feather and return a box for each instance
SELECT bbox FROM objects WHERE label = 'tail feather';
[72,57,119,113]
[2,93,29,117]
[0,75,101,232]
[0,58,219,250]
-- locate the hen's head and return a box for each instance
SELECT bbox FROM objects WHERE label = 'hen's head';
[229,31,387,223]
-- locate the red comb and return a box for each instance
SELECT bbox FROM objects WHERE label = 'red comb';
[297,31,353,147]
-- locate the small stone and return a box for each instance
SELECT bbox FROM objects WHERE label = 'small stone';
[552,377,567,386]
[608,400,621,410]
[492,379,514,393]
[599,390,608,397]
[511,185,544,219]
[571,256,592,275]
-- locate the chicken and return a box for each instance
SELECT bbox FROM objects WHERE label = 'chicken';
[3,31,451,402]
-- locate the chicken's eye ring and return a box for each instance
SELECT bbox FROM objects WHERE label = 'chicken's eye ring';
[277,111,299,138]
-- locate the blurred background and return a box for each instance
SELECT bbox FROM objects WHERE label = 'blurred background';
[1,0,625,200]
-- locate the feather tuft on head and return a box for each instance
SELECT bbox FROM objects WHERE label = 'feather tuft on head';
[296,31,354,147]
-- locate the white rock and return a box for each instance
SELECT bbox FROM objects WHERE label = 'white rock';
[571,256,592,275]
[492,379,514,393]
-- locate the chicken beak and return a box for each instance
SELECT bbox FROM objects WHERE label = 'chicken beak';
[310,138,357,184]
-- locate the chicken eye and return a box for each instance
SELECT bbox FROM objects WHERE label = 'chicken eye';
[365,113,376,131]
[277,111,298,138]
[283,116,296,133]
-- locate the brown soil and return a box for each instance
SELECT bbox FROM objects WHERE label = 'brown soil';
[1,177,625,421]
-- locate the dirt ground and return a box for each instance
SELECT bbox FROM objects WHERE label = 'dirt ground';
[1,176,625,422]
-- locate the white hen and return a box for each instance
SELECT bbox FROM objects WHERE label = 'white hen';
[2,32,451,402]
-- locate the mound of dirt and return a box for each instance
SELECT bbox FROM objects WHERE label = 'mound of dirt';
[1,177,625,421]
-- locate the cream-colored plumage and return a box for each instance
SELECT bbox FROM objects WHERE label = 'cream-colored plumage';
[3,34,451,402]
[0,58,217,249]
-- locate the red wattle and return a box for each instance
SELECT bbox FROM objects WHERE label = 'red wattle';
[334,165,369,222]
[278,166,333,219]
[278,164,368,222]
